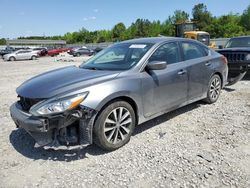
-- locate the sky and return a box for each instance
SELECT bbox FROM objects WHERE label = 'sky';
[0,0,249,39]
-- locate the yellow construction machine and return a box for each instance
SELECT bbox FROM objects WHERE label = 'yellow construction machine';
[175,22,216,48]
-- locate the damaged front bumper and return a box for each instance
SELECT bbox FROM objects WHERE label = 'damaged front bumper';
[10,102,97,150]
[227,62,249,86]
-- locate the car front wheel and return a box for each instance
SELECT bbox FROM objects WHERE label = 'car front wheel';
[9,56,16,61]
[94,101,136,151]
[204,74,222,104]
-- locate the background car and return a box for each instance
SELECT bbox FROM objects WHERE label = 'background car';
[3,49,39,61]
[0,47,16,57]
[217,36,250,85]
[47,47,71,56]
[94,47,103,53]
[68,47,94,56]
[32,47,48,56]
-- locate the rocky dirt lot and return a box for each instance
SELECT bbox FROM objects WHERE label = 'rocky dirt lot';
[0,57,249,188]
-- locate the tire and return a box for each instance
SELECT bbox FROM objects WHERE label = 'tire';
[204,74,222,104]
[9,56,16,61]
[76,53,81,57]
[93,101,136,151]
[31,55,36,60]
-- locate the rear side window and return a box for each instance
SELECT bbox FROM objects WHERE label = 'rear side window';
[181,42,206,61]
[149,42,180,65]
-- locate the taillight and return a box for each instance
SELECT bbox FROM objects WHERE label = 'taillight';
[221,56,228,64]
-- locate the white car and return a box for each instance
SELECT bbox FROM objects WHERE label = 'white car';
[3,49,38,61]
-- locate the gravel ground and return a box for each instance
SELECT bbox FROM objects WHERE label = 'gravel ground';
[0,57,249,188]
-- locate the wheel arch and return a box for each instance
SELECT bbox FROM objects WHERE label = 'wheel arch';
[213,71,223,88]
[95,95,139,126]
[9,56,16,61]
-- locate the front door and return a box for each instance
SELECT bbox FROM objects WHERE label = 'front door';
[141,42,188,117]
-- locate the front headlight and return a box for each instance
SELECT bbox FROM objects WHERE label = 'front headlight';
[30,92,88,115]
[245,54,250,61]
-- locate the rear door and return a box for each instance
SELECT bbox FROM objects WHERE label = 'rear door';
[141,42,188,117]
[23,51,32,59]
[180,41,213,100]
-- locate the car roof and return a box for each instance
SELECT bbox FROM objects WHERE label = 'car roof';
[16,49,32,52]
[230,36,250,39]
[119,37,198,45]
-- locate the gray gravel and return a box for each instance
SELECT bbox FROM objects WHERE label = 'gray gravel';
[0,57,249,188]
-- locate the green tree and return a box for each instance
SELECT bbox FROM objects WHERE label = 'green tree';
[0,38,6,45]
[112,22,126,41]
[192,3,213,31]
[129,19,152,38]
[148,20,161,37]
[161,17,175,36]
[170,10,189,24]
[240,5,250,31]
[206,14,244,38]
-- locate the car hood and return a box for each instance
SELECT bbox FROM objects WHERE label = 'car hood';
[4,52,15,57]
[17,66,121,99]
[217,47,250,52]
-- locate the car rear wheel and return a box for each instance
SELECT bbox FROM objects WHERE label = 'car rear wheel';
[76,53,80,57]
[9,56,16,61]
[31,55,36,60]
[204,74,222,104]
[94,101,136,151]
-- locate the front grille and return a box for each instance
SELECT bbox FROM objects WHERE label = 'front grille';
[18,96,41,112]
[220,52,247,62]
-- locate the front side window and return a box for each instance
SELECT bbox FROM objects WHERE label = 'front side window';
[181,42,206,60]
[148,42,180,65]
[197,34,210,46]
[80,43,153,70]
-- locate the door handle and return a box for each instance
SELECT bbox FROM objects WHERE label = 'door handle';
[205,62,211,66]
[178,70,186,75]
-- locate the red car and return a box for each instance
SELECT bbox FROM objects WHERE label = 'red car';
[47,47,71,56]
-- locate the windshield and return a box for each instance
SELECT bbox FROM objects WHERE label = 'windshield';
[80,43,153,70]
[225,37,250,48]
[197,34,210,46]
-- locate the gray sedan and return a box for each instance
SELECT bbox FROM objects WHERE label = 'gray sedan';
[10,37,228,151]
[3,49,38,61]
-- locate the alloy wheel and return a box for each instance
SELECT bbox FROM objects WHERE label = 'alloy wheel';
[209,77,221,100]
[104,107,132,144]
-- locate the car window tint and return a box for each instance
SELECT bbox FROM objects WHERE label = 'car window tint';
[149,42,180,64]
[182,42,206,60]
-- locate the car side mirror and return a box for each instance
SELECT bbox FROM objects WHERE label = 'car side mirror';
[146,61,167,70]
[218,45,223,49]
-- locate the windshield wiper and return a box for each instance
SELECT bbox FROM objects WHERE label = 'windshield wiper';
[81,66,103,70]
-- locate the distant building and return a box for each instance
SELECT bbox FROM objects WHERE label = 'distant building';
[6,39,66,47]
